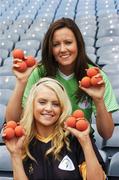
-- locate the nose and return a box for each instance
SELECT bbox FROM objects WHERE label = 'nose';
[45,103,52,111]
[60,43,66,52]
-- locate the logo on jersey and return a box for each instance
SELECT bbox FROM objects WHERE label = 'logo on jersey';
[78,98,91,109]
[58,155,75,171]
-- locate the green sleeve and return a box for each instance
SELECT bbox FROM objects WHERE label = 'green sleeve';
[22,64,46,108]
[92,70,119,114]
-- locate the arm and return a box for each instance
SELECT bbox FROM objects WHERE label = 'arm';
[65,124,105,180]
[4,135,28,180]
[5,59,37,122]
[93,97,114,139]
[12,154,28,180]
[80,136,105,180]
[6,79,27,122]
[80,70,115,139]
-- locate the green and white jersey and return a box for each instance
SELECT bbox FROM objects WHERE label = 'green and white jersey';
[22,64,119,133]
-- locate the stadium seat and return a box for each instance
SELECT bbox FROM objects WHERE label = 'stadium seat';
[0,145,12,172]
[0,49,9,61]
[0,67,13,76]
[0,177,13,180]
[15,40,41,51]
[108,152,119,180]
[96,36,119,48]
[91,124,104,150]
[102,126,119,160]
[113,88,119,104]
[0,40,14,52]
[0,104,6,131]
[96,45,119,57]
[0,76,16,90]
[0,33,20,43]
[97,25,119,38]
[0,89,13,105]
[112,111,119,126]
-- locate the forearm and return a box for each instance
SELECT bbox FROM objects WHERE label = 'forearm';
[11,154,28,180]
[6,80,26,122]
[82,137,105,180]
[94,98,114,139]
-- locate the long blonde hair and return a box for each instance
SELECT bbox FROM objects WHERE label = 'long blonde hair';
[20,77,72,161]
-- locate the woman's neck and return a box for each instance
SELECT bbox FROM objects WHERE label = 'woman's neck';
[58,64,75,76]
[58,67,74,76]
[36,126,54,138]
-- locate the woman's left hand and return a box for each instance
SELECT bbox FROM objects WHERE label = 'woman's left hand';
[79,73,105,101]
[64,121,90,147]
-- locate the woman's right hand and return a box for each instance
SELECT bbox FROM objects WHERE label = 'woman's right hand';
[3,133,25,156]
[12,58,38,83]
[2,125,25,156]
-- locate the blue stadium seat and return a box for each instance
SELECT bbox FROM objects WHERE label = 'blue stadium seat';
[0,67,13,76]
[0,40,14,52]
[0,89,13,105]
[91,124,104,150]
[0,49,9,62]
[108,152,119,180]
[0,104,6,131]
[0,76,16,90]
[15,40,40,51]
[96,36,119,48]
[0,145,13,172]
[102,126,119,160]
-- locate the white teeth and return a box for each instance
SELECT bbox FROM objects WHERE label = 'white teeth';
[42,114,52,117]
[61,55,69,58]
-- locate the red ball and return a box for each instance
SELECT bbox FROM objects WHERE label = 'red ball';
[91,76,102,86]
[4,128,15,140]
[76,120,88,131]
[86,67,98,77]
[25,56,36,67]
[72,109,84,119]
[80,76,91,88]
[66,116,76,128]
[6,121,17,129]
[16,61,27,72]
[12,49,24,59]
[15,125,24,137]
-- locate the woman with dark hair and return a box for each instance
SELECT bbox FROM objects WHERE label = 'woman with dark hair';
[6,17,119,139]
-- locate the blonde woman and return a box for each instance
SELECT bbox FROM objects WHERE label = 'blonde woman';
[4,77,106,180]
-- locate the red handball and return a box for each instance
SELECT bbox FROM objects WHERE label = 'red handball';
[6,121,17,129]
[15,125,24,137]
[72,109,84,119]
[16,61,27,72]
[91,76,102,86]
[12,49,24,59]
[86,67,99,77]
[76,120,88,131]
[80,76,91,88]
[4,128,15,140]
[25,56,36,67]
[66,116,76,128]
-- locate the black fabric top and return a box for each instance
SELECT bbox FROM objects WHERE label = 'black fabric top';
[23,135,105,180]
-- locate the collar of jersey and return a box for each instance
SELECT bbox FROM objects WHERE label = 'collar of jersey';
[36,133,53,143]
[58,69,74,80]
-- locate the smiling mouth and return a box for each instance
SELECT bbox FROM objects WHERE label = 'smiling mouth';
[42,114,53,118]
[60,55,70,58]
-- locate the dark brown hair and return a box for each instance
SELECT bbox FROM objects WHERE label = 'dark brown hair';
[41,17,97,100]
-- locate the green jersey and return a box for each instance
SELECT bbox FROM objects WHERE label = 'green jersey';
[22,64,119,134]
